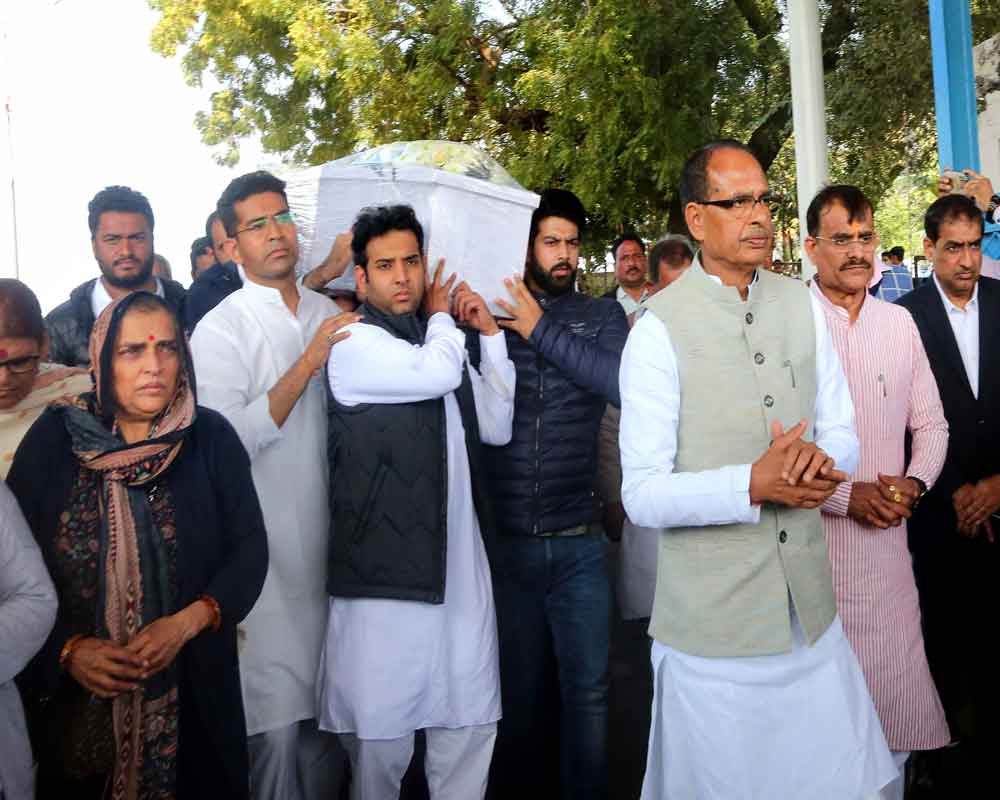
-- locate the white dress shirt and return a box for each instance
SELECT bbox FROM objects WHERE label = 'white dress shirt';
[190,280,338,735]
[317,313,514,739]
[615,285,648,318]
[91,276,164,319]
[620,284,858,531]
[932,272,980,397]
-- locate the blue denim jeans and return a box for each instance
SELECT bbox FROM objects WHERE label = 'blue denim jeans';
[489,533,610,800]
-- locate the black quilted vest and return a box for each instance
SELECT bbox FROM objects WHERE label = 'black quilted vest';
[326,305,495,603]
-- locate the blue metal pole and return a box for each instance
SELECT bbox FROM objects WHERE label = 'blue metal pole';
[929,0,980,172]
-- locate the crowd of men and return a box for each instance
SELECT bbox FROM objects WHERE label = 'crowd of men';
[2,140,999,800]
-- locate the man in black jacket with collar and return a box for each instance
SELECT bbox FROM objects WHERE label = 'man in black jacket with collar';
[487,189,629,800]
[897,193,1000,790]
[45,185,186,367]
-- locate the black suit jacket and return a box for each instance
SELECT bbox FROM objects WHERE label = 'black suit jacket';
[896,276,1000,545]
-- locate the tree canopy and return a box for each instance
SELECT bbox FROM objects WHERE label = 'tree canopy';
[149,0,1000,249]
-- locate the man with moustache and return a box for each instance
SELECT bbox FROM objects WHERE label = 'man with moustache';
[897,193,1000,790]
[486,189,629,800]
[45,185,186,366]
[619,142,895,798]
[804,185,950,800]
[602,232,649,315]
[190,171,357,800]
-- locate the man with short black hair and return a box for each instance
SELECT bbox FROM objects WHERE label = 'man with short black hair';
[189,236,215,281]
[184,206,353,333]
[647,234,694,293]
[897,193,1000,791]
[182,210,244,332]
[191,170,356,800]
[805,184,950,799]
[602,232,648,315]
[319,203,514,799]
[45,185,186,366]
[487,188,628,800]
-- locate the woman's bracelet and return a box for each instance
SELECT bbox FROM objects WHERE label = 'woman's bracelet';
[58,634,85,671]
[198,594,222,633]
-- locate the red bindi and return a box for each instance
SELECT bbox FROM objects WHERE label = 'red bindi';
[148,335,156,342]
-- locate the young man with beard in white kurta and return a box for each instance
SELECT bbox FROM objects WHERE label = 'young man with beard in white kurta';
[618,141,897,798]
[318,204,515,800]
[190,171,359,800]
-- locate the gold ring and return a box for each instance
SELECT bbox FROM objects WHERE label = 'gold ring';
[888,484,897,493]
[326,333,335,343]
[893,493,903,504]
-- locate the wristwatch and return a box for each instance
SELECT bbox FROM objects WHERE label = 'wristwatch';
[906,476,928,510]
[987,194,1000,217]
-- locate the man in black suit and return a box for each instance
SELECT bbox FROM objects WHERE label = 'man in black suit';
[897,193,1000,790]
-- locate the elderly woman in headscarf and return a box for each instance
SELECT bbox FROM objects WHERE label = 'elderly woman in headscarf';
[0,279,92,476]
[6,291,268,800]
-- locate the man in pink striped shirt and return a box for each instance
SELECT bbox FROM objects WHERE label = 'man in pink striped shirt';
[803,185,950,800]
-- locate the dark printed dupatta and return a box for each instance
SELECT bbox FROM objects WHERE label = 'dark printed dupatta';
[53,293,196,800]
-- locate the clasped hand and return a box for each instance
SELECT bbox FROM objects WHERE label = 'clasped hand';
[749,420,848,508]
[847,475,920,529]
[67,602,213,698]
[423,260,500,335]
[953,477,1000,542]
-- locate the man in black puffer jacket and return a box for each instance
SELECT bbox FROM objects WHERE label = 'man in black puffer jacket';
[487,189,628,800]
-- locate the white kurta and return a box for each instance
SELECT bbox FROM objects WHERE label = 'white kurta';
[318,313,514,740]
[620,281,896,798]
[191,280,338,736]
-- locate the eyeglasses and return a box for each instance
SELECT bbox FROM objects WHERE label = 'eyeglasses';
[0,354,40,374]
[693,192,782,219]
[813,233,878,251]
[235,210,295,236]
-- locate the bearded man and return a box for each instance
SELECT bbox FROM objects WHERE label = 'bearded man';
[45,185,186,366]
[486,188,629,800]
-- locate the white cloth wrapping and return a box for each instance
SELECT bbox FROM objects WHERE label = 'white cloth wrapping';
[318,313,514,739]
[620,277,894,798]
[191,281,338,735]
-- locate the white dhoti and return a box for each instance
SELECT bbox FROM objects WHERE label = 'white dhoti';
[641,612,896,800]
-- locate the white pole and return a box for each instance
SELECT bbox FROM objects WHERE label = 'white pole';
[787,0,828,281]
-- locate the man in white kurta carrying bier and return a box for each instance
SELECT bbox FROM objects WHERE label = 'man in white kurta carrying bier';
[191,171,357,800]
[804,185,950,800]
[318,204,514,800]
[619,140,896,799]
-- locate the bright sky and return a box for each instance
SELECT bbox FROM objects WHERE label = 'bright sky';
[0,0,264,313]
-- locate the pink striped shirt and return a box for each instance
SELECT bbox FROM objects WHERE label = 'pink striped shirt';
[812,281,950,750]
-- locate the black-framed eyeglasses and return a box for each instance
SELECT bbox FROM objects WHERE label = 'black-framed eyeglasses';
[0,354,40,374]
[693,192,782,219]
[235,210,295,237]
